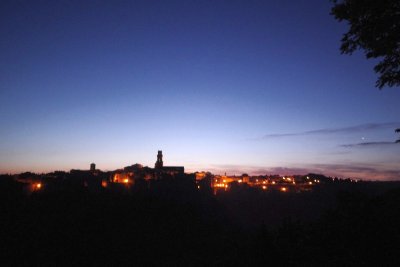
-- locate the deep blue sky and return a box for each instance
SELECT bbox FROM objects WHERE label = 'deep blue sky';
[1,0,399,179]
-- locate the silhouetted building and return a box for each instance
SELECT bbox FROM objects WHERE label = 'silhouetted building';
[90,163,96,172]
[124,163,143,172]
[162,166,185,176]
[155,150,184,177]
[110,151,185,184]
[155,150,163,169]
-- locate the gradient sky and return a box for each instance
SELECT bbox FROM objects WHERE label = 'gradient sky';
[1,0,399,180]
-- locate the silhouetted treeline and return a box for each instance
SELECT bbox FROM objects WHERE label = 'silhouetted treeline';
[1,175,400,266]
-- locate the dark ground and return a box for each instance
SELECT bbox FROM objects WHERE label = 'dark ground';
[1,177,400,266]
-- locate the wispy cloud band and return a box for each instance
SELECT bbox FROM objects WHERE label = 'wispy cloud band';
[259,122,400,140]
[340,141,397,148]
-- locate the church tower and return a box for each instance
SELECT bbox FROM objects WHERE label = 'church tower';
[90,163,96,172]
[155,150,163,169]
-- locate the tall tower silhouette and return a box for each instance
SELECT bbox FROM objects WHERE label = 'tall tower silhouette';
[155,150,163,169]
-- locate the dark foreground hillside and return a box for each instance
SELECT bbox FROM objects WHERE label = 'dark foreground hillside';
[1,178,400,266]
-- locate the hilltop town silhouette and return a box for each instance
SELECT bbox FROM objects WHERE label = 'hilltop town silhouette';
[3,150,362,196]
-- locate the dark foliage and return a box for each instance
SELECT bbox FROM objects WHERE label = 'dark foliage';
[331,0,400,88]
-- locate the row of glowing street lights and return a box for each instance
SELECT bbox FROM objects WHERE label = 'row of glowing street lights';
[211,176,320,192]
[31,176,321,192]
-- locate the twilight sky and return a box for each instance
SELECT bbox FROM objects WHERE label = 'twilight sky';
[1,0,399,180]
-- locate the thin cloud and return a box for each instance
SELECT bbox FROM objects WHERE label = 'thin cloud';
[258,122,400,140]
[311,163,400,181]
[311,163,377,173]
[340,141,397,148]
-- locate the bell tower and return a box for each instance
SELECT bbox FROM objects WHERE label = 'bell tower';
[155,150,163,169]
